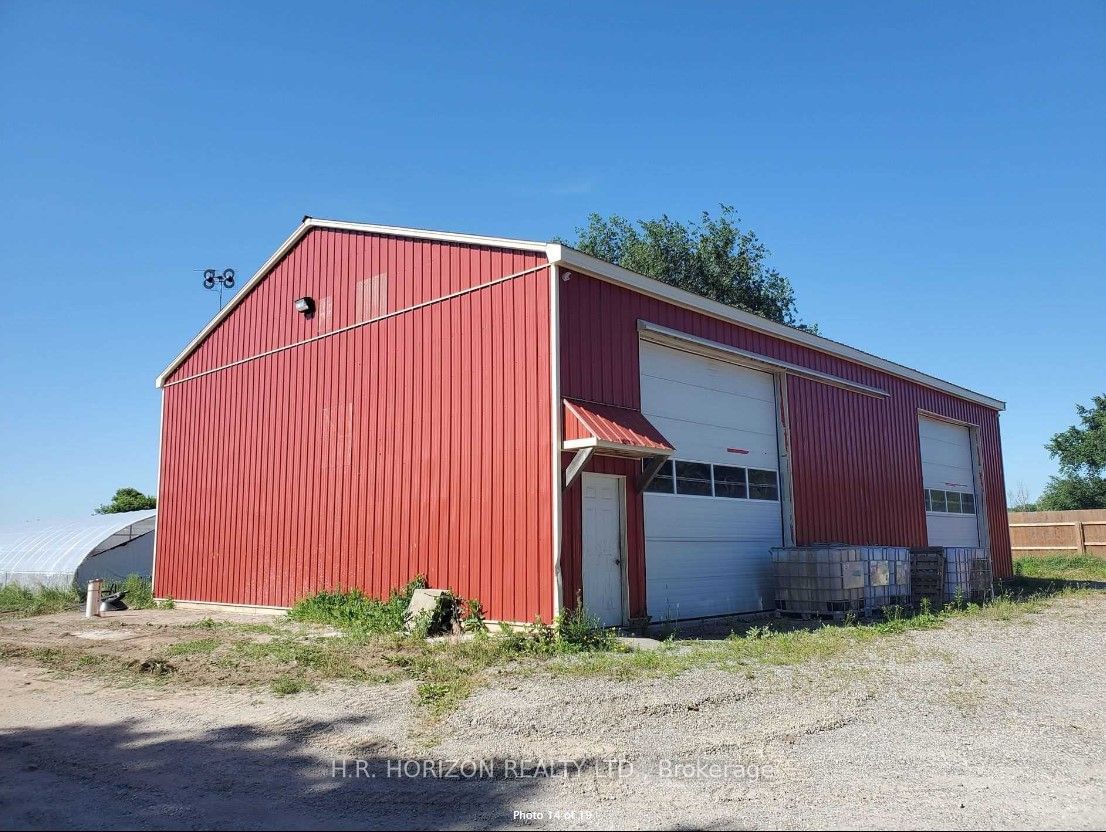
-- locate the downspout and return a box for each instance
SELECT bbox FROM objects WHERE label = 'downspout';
[548,260,563,620]
[150,389,166,599]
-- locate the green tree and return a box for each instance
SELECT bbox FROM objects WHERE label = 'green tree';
[1037,395,1106,510]
[95,487,157,514]
[565,205,816,331]
[1037,476,1106,511]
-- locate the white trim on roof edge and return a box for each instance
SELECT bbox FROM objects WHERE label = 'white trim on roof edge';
[637,321,890,399]
[546,244,1005,411]
[305,218,547,253]
[155,217,1005,411]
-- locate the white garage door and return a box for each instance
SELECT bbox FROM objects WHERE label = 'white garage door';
[640,341,783,620]
[919,415,980,547]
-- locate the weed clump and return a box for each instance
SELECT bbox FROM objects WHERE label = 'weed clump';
[555,604,617,652]
[288,576,428,634]
[101,574,156,609]
[495,603,617,655]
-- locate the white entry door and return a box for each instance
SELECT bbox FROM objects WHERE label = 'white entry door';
[581,473,626,627]
[919,415,980,547]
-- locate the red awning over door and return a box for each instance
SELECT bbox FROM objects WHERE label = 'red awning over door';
[562,398,673,458]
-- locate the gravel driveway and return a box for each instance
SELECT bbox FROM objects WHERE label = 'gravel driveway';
[1,595,1103,830]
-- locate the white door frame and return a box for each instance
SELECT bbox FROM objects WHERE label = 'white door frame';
[581,472,629,626]
[773,373,797,547]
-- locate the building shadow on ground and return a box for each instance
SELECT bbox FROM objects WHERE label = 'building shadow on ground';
[0,714,548,830]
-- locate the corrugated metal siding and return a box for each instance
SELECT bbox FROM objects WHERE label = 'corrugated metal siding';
[558,272,1012,607]
[784,375,1008,563]
[171,228,537,380]
[156,231,553,622]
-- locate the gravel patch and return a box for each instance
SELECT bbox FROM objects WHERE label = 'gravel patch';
[0,596,1103,829]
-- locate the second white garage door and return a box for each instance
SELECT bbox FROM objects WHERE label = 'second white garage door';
[640,341,783,620]
[919,415,980,547]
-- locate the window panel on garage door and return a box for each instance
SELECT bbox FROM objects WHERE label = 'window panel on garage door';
[639,341,783,620]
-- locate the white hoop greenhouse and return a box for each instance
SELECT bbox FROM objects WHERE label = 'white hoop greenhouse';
[0,510,157,589]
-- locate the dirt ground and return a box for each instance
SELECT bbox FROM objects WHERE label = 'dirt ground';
[1,597,1104,830]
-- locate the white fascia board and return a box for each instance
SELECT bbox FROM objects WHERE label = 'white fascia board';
[562,436,675,458]
[306,218,548,253]
[155,218,550,388]
[156,221,308,388]
[545,244,1006,412]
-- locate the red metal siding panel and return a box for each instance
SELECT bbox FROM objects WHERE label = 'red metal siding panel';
[557,272,1012,609]
[155,233,553,622]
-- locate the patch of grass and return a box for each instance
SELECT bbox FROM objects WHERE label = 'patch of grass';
[869,600,945,634]
[6,582,1096,724]
[271,676,316,696]
[0,583,80,616]
[165,638,219,656]
[399,640,503,717]
[407,609,622,717]
[274,584,625,717]
[224,636,402,684]
[287,577,427,634]
[0,576,162,617]
[416,681,455,707]
[1014,554,1106,583]
[967,591,1049,621]
[183,617,281,635]
[233,638,336,668]
[545,587,1100,681]
[0,643,113,672]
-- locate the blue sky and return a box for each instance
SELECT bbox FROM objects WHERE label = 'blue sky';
[0,1,1103,522]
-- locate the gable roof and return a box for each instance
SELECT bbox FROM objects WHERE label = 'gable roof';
[155,217,547,388]
[155,217,1004,411]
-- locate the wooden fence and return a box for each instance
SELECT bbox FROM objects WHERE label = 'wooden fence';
[1008,509,1106,556]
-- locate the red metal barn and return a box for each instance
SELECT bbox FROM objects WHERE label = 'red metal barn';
[153,219,1011,623]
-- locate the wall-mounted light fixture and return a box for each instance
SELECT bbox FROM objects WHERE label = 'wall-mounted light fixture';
[294,296,315,315]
